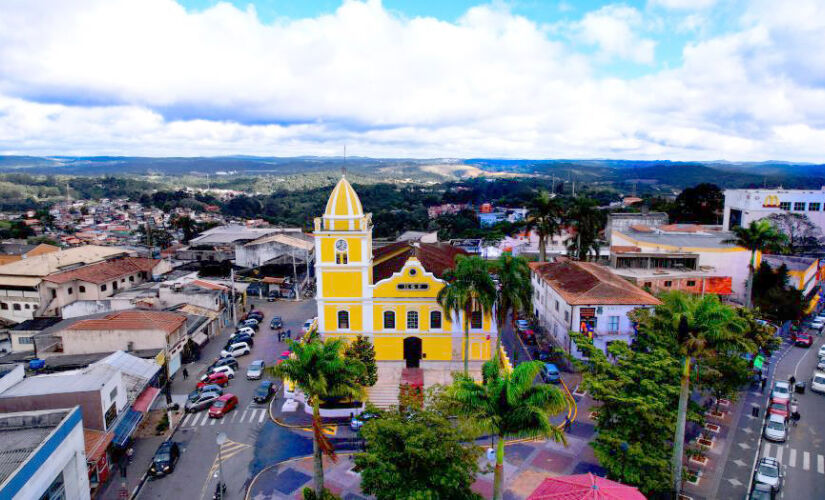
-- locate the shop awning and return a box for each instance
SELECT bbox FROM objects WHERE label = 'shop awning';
[190,331,209,347]
[805,295,820,315]
[132,387,161,413]
[112,409,143,448]
[84,429,114,463]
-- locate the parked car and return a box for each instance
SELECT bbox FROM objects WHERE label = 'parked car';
[247,360,265,380]
[764,413,787,442]
[767,399,789,420]
[270,316,283,329]
[749,482,775,500]
[246,311,264,321]
[796,333,813,347]
[818,345,825,358]
[520,329,537,345]
[276,350,291,365]
[254,380,275,403]
[209,356,239,372]
[240,319,260,329]
[516,319,530,331]
[197,372,229,388]
[541,363,561,384]
[185,390,223,413]
[221,342,251,358]
[301,318,316,334]
[188,385,222,402]
[148,441,180,477]
[205,365,235,379]
[771,381,791,403]
[811,319,825,332]
[235,326,256,337]
[816,359,825,372]
[811,371,825,393]
[754,457,783,491]
[350,411,380,431]
[227,334,254,347]
[209,394,239,418]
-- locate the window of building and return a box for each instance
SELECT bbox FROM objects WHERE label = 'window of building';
[0,303,7,310]
[50,289,56,299]
[38,471,65,500]
[383,311,395,329]
[407,310,419,329]
[110,387,118,401]
[13,304,20,311]
[101,284,107,292]
[608,316,620,332]
[644,281,652,288]
[664,281,672,287]
[337,310,349,329]
[18,336,33,344]
[129,275,135,282]
[470,310,482,329]
[564,311,569,322]
[67,287,73,295]
[24,304,30,309]
[121,278,125,283]
[430,310,442,329]
[779,202,791,211]
[809,203,821,212]
[794,202,806,211]
[686,280,696,287]
[554,300,559,311]
[79,285,86,293]
[335,239,349,264]
[112,281,118,290]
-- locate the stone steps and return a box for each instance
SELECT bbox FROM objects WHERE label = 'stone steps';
[366,384,399,408]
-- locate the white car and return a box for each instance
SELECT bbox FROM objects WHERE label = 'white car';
[817,359,825,372]
[242,318,259,327]
[221,342,251,358]
[203,365,235,380]
[771,381,791,402]
[235,327,255,337]
[764,413,787,442]
[246,360,265,380]
[754,457,783,492]
[812,371,825,393]
[818,345,825,358]
[812,320,825,332]
[301,318,317,334]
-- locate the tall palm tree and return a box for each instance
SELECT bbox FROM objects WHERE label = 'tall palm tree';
[564,197,602,261]
[526,191,563,262]
[650,292,753,496]
[724,220,788,308]
[489,253,532,358]
[266,338,365,496]
[452,360,567,500]
[438,255,496,375]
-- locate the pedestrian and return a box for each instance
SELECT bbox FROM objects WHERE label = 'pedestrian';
[277,331,282,342]
[126,447,134,464]
[287,329,291,339]
[182,368,188,380]
[791,399,800,426]
[563,416,572,432]
[790,375,797,387]
[760,375,767,393]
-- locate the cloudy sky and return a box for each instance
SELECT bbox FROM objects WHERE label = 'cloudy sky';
[1,0,824,161]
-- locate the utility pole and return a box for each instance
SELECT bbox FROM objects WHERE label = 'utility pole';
[229,267,236,324]
[291,247,298,302]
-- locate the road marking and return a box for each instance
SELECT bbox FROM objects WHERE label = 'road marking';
[181,413,191,426]
[240,410,248,422]
[790,448,797,467]
[776,446,784,463]
[258,410,266,423]
[819,454,824,474]
[210,417,217,425]
[762,443,772,457]
[804,451,811,470]
[199,413,209,426]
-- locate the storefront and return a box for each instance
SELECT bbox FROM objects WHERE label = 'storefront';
[84,429,113,498]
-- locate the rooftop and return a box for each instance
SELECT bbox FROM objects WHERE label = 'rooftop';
[614,228,740,250]
[67,310,187,334]
[0,245,131,278]
[373,242,467,282]
[530,258,661,306]
[188,225,285,246]
[10,317,62,332]
[0,408,75,486]
[43,257,160,285]
[244,232,313,251]
[763,254,818,272]
[0,364,120,398]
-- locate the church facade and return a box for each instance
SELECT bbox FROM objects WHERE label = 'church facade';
[313,177,497,366]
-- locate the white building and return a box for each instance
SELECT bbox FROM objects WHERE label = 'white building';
[0,407,90,500]
[723,188,825,232]
[529,258,660,358]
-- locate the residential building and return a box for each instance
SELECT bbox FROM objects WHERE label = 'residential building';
[723,187,825,232]
[314,177,497,366]
[478,207,527,227]
[762,254,820,297]
[234,231,314,269]
[530,257,660,358]
[397,231,439,244]
[180,225,287,262]
[0,407,90,500]
[0,242,59,266]
[610,224,752,303]
[2,317,62,354]
[605,212,668,244]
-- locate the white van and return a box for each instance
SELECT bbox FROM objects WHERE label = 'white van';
[812,371,825,393]
[221,342,251,358]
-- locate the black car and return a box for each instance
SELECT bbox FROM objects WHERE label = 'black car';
[149,441,180,477]
[254,380,275,403]
[209,356,239,372]
[270,316,283,329]
[227,334,253,347]
[246,312,264,322]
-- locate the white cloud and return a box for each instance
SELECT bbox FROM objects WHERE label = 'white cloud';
[0,0,823,162]
[649,0,717,10]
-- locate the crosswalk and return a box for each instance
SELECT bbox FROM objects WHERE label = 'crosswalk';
[762,444,825,474]
[179,407,269,428]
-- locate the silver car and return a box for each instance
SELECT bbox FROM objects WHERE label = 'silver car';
[764,414,787,442]
[247,360,265,380]
[184,391,222,413]
[754,457,782,492]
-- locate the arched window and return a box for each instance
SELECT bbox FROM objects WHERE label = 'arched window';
[383,311,395,329]
[430,310,442,329]
[407,310,419,329]
[335,239,349,264]
[0,303,7,310]
[13,304,21,311]
[337,310,350,329]
[79,286,86,293]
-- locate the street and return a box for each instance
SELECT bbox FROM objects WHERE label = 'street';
[138,298,318,500]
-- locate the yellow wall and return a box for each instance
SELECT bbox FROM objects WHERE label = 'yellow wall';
[324,303,363,331]
[322,271,363,298]
[320,236,363,263]
[373,265,444,298]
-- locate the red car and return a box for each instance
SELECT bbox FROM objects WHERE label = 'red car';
[796,333,813,347]
[197,372,229,389]
[520,329,537,345]
[768,399,790,420]
[209,394,238,418]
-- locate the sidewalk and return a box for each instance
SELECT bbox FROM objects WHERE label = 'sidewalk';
[98,435,167,500]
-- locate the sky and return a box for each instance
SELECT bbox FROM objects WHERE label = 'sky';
[0,0,824,161]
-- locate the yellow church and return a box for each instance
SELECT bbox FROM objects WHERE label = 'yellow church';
[313,176,496,367]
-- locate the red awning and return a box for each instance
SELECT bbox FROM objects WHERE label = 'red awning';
[528,473,646,500]
[704,277,733,295]
[132,387,161,413]
[84,429,114,462]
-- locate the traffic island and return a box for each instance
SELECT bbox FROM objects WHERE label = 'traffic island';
[269,396,355,430]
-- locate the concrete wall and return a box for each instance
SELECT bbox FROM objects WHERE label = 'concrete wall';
[62,298,133,319]
[58,328,168,355]
[0,365,24,393]
[0,287,40,323]
[724,188,825,232]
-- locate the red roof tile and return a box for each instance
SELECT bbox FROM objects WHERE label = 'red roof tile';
[372,242,467,282]
[44,257,160,285]
[68,310,187,334]
[529,258,660,306]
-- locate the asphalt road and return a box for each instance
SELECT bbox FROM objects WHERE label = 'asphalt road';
[138,298,318,500]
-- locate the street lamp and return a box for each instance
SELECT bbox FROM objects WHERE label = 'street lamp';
[216,432,227,500]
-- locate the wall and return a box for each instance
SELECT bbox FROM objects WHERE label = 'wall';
[0,287,40,323]
[0,365,24,393]
[0,390,104,430]
[58,328,167,355]
[724,189,825,232]
[62,299,133,319]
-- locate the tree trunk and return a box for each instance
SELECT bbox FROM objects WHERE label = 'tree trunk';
[539,234,547,262]
[493,318,503,362]
[493,434,506,500]
[463,306,471,376]
[745,251,755,309]
[671,356,691,497]
[312,399,324,496]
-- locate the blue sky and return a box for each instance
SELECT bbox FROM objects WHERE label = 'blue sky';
[0,0,823,161]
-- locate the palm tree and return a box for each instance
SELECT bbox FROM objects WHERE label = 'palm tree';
[438,255,496,375]
[650,292,753,496]
[526,191,563,262]
[266,338,365,496]
[564,197,602,261]
[489,253,532,358]
[452,360,568,500]
[724,220,788,308]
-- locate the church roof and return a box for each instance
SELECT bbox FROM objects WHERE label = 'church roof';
[324,177,364,218]
[372,243,467,282]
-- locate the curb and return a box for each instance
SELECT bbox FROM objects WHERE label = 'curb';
[244,453,356,500]
[267,385,345,430]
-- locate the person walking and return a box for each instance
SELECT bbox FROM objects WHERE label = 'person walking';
[790,375,797,387]
[791,399,800,426]
[760,375,767,393]
[286,329,291,339]
[182,368,188,380]
[277,330,282,342]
